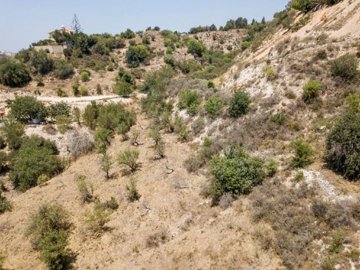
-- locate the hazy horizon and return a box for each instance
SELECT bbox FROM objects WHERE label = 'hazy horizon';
[0,0,288,52]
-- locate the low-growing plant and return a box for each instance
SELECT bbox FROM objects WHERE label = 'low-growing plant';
[94,128,112,154]
[55,115,71,134]
[26,203,72,270]
[118,148,140,173]
[48,102,71,120]
[0,60,31,87]
[53,59,74,80]
[84,201,110,235]
[9,135,63,191]
[0,191,11,214]
[228,90,251,118]
[178,89,200,116]
[291,139,313,168]
[270,113,286,125]
[330,54,358,82]
[126,178,141,202]
[302,80,322,103]
[1,119,24,150]
[205,96,224,118]
[80,70,90,82]
[210,146,265,203]
[263,65,277,81]
[326,94,360,180]
[100,152,113,180]
[76,175,94,203]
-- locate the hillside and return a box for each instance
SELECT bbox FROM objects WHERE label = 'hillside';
[1,1,360,270]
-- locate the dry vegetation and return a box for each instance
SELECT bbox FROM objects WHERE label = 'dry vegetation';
[1,0,360,269]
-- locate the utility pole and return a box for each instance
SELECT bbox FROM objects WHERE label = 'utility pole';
[72,14,82,33]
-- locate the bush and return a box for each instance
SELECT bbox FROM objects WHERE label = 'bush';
[126,178,141,202]
[30,50,53,75]
[178,89,200,116]
[228,91,251,118]
[186,38,206,57]
[270,113,286,125]
[55,115,71,134]
[95,128,112,153]
[0,137,6,150]
[302,80,322,103]
[97,103,136,133]
[100,152,113,179]
[326,94,360,180]
[80,70,90,82]
[0,192,11,214]
[205,96,224,118]
[84,201,110,235]
[121,29,136,39]
[65,130,94,158]
[330,54,358,82]
[83,102,99,130]
[125,45,150,68]
[9,135,63,191]
[210,146,265,202]
[0,60,31,87]
[118,148,140,173]
[48,102,71,120]
[291,139,313,168]
[1,120,24,150]
[8,96,48,122]
[53,60,74,80]
[184,155,205,173]
[76,175,94,203]
[113,81,133,97]
[263,65,277,81]
[26,203,72,270]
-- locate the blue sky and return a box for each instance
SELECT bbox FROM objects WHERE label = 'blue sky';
[0,0,288,52]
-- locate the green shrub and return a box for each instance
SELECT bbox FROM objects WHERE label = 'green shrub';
[84,201,110,235]
[27,203,72,270]
[175,59,202,74]
[125,45,150,68]
[121,29,136,39]
[76,175,94,203]
[330,54,358,82]
[0,253,5,270]
[186,38,206,57]
[0,151,8,173]
[291,139,313,168]
[1,120,24,150]
[30,50,53,75]
[141,66,175,117]
[83,102,100,130]
[228,91,251,118]
[0,137,6,150]
[118,148,140,173]
[72,83,80,96]
[265,159,278,177]
[113,81,133,97]
[178,89,200,116]
[8,96,48,122]
[48,102,71,120]
[164,54,175,66]
[0,60,31,87]
[0,191,11,214]
[97,103,136,132]
[126,178,141,202]
[173,116,190,142]
[55,115,71,134]
[302,80,322,103]
[210,146,265,202]
[53,60,74,80]
[326,94,360,180]
[205,96,224,118]
[80,70,90,82]
[95,128,112,153]
[96,84,102,95]
[263,65,277,81]
[100,152,113,179]
[79,86,89,96]
[270,113,286,125]
[9,136,63,191]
